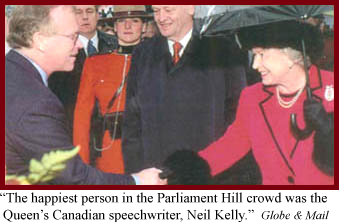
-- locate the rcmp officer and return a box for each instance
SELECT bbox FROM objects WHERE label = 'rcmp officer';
[48,5,118,135]
[73,5,149,173]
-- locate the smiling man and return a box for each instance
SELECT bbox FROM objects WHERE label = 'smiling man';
[122,5,255,184]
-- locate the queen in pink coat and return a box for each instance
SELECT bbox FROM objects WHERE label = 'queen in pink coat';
[198,20,334,185]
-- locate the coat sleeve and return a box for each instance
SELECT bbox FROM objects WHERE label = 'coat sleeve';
[223,64,247,128]
[122,46,144,174]
[199,90,252,176]
[73,59,96,164]
[15,96,135,185]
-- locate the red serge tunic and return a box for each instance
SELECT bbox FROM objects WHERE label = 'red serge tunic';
[73,52,131,173]
[199,66,334,185]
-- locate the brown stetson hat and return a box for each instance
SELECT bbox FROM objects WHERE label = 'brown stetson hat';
[113,5,151,19]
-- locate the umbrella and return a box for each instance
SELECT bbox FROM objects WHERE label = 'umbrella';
[194,5,333,36]
[194,5,333,140]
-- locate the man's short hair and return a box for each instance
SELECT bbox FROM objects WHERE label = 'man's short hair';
[7,5,66,49]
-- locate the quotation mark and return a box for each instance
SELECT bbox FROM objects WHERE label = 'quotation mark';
[248,209,254,213]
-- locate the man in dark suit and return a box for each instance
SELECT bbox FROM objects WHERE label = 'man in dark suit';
[48,5,118,135]
[122,5,260,184]
[5,5,165,185]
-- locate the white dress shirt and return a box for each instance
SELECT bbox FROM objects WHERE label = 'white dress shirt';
[79,32,99,56]
[167,29,193,57]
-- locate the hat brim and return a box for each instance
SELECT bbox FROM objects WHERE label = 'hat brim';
[237,20,324,63]
[113,11,153,19]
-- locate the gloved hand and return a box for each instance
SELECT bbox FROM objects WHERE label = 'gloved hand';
[304,99,332,135]
[304,99,334,176]
[313,129,334,176]
[160,150,212,185]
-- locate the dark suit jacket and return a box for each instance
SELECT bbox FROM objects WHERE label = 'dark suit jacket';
[122,35,248,174]
[5,50,134,185]
[48,31,118,134]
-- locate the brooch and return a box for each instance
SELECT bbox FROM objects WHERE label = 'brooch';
[324,85,334,101]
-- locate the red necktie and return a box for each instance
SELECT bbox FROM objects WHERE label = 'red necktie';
[172,42,182,65]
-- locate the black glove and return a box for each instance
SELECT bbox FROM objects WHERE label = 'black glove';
[160,150,212,185]
[304,99,332,135]
[313,127,334,176]
[304,99,334,176]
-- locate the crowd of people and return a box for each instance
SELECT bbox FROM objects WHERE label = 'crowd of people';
[5,5,334,185]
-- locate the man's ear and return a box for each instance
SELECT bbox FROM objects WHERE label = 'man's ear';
[186,5,195,16]
[113,22,117,33]
[95,10,100,24]
[32,32,47,52]
[142,22,147,33]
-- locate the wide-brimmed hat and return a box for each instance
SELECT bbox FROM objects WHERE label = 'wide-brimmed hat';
[237,20,324,63]
[113,5,151,20]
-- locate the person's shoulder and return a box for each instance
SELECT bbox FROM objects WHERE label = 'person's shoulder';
[311,65,333,86]
[6,80,62,127]
[136,35,165,52]
[198,35,239,49]
[320,68,334,79]
[242,82,264,97]
[98,31,117,43]
[87,51,113,61]
[195,35,247,66]
[129,36,165,61]
[320,69,334,88]
[97,30,118,50]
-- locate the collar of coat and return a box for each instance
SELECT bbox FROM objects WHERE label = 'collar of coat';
[262,65,323,97]
[6,50,46,86]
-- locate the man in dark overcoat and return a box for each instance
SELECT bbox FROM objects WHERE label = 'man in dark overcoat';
[122,5,260,184]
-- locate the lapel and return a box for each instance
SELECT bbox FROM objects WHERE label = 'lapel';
[97,30,118,53]
[152,35,202,75]
[76,48,87,65]
[259,86,297,176]
[169,35,201,74]
[258,65,324,176]
[152,36,173,74]
[72,48,87,83]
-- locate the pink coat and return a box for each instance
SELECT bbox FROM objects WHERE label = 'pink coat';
[199,66,334,185]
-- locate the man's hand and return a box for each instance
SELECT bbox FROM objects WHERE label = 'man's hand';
[132,168,167,185]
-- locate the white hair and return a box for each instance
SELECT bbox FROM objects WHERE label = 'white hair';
[282,47,311,68]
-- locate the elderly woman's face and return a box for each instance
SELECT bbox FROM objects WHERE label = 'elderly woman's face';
[252,47,294,86]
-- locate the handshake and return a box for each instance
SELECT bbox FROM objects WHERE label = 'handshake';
[132,168,167,185]
[131,150,212,185]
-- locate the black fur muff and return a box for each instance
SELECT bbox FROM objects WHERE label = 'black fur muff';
[161,150,212,185]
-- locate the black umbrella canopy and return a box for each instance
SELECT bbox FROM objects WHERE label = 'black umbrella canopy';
[194,5,334,36]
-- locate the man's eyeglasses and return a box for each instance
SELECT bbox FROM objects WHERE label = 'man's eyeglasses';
[54,33,79,46]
